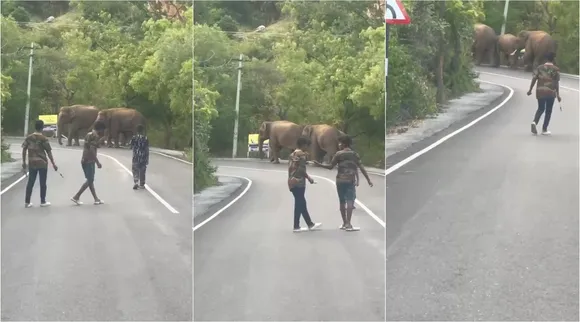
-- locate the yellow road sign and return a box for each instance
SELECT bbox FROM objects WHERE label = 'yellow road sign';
[39,114,58,125]
[248,134,268,145]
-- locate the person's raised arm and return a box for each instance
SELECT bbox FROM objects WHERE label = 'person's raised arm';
[315,153,338,170]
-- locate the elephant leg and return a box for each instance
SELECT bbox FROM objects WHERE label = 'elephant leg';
[114,131,121,148]
[66,128,73,146]
[273,145,282,164]
[73,129,81,146]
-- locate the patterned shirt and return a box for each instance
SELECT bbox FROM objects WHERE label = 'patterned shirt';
[22,133,51,169]
[82,131,100,164]
[331,149,362,183]
[534,63,560,99]
[288,149,308,188]
[130,134,149,165]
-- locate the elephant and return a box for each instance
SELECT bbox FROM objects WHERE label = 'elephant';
[473,23,500,67]
[57,105,99,146]
[497,33,519,68]
[93,107,146,148]
[258,120,304,164]
[515,30,557,72]
[302,124,345,163]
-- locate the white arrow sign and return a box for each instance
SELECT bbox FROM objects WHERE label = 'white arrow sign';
[385,0,411,25]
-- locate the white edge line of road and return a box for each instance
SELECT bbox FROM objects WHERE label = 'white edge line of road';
[204,165,386,229]
[1,147,181,214]
[156,149,386,230]
[478,71,580,92]
[385,79,515,176]
[192,173,253,232]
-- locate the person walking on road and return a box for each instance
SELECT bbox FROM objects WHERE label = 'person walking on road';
[527,52,562,136]
[22,120,58,208]
[288,137,322,232]
[314,135,373,231]
[71,121,106,205]
[130,124,149,190]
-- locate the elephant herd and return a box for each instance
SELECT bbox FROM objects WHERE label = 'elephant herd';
[473,23,558,72]
[257,120,347,164]
[56,105,147,148]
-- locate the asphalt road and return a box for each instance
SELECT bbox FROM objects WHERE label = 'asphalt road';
[1,140,192,321]
[386,67,579,321]
[194,160,386,321]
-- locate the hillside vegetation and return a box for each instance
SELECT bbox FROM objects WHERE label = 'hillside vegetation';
[1,0,192,164]
[194,0,485,192]
[481,0,579,74]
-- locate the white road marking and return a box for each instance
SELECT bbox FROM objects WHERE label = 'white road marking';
[213,165,386,228]
[0,147,180,214]
[192,174,252,232]
[152,151,192,165]
[1,175,27,195]
[386,80,515,176]
[478,71,579,92]
[97,153,180,214]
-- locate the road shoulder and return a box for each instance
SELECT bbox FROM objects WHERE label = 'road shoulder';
[386,80,510,170]
[193,175,248,225]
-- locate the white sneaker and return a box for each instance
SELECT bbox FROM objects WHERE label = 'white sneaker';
[25,203,33,208]
[531,122,538,135]
[40,202,51,207]
[542,130,551,135]
[308,223,322,230]
[94,200,104,205]
[71,197,83,205]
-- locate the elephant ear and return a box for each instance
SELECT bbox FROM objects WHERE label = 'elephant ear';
[260,121,271,135]
[303,125,312,137]
[69,107,76,119]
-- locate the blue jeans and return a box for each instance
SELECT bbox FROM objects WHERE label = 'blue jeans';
[25,167,48,204]
[534,97,555,131]
[290,186,314,229]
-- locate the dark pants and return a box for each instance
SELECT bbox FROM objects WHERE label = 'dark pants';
[25,167,48,204]
[82,162,95,183]
[290,186,313,229]
[132,163,147,185]
[534,97,555,131]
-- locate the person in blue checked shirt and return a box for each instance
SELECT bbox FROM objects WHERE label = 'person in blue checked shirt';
[130,124,149,190]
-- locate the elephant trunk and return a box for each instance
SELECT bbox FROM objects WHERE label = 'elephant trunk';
[57,115,64,145]
[258,137,265,160]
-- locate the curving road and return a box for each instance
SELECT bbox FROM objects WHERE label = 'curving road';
[1,140,192,321]
[194,160,386,321]
[386,67,579,321]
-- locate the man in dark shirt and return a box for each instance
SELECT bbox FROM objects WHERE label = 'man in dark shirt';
[71,121,106,205]
[527,52,562,135]
[22,120,58,208]
[314,135,373,231]
[288,136,322,232]
[130,124,149,190]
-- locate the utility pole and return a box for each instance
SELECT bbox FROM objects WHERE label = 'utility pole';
[23,42,34,137]
[232,54,243,158]
[500,0,510,35]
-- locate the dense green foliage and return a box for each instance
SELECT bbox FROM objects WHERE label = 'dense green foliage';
[481,0,579,74]
[1,1,192,153]
[1,73,13,162]
[194,1,386,191]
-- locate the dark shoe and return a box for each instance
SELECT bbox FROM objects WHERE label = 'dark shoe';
[139,185,146,189]
[133,184,139,190]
